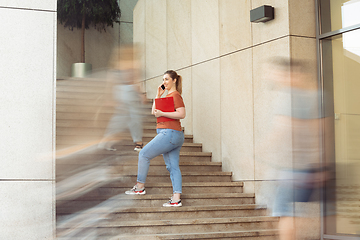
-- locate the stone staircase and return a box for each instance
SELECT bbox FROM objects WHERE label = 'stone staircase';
[56,77,278,239]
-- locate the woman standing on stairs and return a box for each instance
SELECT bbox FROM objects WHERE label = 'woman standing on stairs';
[125,70,186,207]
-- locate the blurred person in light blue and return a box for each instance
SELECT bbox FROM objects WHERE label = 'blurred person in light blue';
[267,58,331,240]
[99,45,145,152]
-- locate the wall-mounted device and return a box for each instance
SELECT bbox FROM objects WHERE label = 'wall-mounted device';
[250,5,274,23]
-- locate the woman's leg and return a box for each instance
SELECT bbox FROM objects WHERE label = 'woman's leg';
[163,145,182,199]
[136,129,181,185]
[162,130,184,200]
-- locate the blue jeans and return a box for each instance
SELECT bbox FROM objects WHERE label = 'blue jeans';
[137,129,184,194]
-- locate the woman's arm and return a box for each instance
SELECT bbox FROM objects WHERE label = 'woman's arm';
[152,84,166,115]
[151,100,156,115]
[154,107,186,120]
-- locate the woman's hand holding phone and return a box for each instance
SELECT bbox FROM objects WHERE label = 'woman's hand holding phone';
[156,84,165,98]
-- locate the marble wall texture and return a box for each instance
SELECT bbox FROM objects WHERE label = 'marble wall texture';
[134,0,320,237]
[0,1,57,239]
[57,0,138,78]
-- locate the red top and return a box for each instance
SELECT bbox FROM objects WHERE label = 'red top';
[156,91,185,131]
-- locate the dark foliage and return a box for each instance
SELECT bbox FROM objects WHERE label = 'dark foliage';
[57,0,121,32]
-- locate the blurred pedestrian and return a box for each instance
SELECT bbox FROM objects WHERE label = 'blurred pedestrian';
[268,58,330,240]
[99,45,145,152]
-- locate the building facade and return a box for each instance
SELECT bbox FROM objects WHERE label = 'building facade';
[135,0,360,239]
[1,0,359,239]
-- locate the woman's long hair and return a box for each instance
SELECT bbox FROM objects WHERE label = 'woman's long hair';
[164,70,182,95]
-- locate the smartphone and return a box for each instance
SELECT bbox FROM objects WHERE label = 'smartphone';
[161,84,165,90]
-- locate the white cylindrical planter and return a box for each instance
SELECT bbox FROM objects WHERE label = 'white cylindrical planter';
[71,63,92,78]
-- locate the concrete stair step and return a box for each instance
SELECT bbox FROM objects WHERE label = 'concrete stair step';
[70,192,251,203]
[57,77,149,89]
[56,86,107,94]
[56,81,144,90]
[114,158,219,167]
[57,78,107,86]
[56,125,184,135]
[56,131,160,147]
[56,125,184,134]
[109,204,266,221]
[57,141,201,152]
[56,83,147,92]
[56,133,193,144]
[56,132,193,145]
[56,150,211,168]
[55,121,156,131]
[56,152,212,166]
[56,104,113,113]
[56,135,106,148]
[57,85,106,92]
[110,229,279,240]
[56,120,156,128]
[57,230,278,240]
[56,157,216,181]
[57,204,264,220]
[56,83,149,96]
[109,181,242,190]
[55,94,148,106]
[56,131,182,139]
[134,171,231,182]
[61,182,243,199]
[102,160,218,169]
[56,111,114,121]
[112,141,201,152]
[57,161,222,174]
[56,193,255,214]
[121,151,210,161]
[56,127,107,136]
[94,216,278,236]
[56,153,211,167]
[56,111,154,120]
[56,98,153,109]
[57,171,232,184]
[56,98,107,106]
[56,91,106,100]
[56,105,152,116]
[56,119,113,128]
[56,90,152,102]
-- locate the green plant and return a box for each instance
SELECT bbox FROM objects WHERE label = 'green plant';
[57,0,121,63]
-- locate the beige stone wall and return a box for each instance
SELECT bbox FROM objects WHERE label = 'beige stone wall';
[0,1,57,239]
[134,1,319,237]
[57,0,138,78]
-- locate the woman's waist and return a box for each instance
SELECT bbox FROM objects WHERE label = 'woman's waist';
[156,128,183,133]
[156,121,181,130]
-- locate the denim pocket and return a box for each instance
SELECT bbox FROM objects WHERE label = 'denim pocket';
[157,128,167,136]
[169,130,184,146]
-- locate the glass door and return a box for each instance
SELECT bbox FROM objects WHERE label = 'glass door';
[321,29,360,237]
